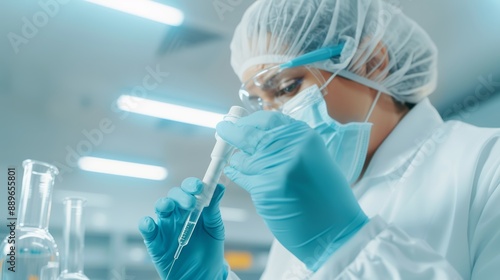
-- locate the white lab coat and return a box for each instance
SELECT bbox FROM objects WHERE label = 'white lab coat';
[227,99,500,279]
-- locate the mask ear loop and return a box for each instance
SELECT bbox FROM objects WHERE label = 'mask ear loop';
[319,69,342,94]
[318,69,382,123]
[364,91,382,123]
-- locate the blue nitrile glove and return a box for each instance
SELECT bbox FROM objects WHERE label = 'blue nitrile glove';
[138,178,228,280]
[216,111,369,272]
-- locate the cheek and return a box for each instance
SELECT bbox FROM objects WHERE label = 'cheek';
[325,83,356,124]
[323,81,370,124]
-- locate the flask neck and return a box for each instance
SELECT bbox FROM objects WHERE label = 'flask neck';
[61,198,86,274]
[18,161,58,229]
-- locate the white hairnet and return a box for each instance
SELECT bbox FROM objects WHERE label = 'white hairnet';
[230,0,438,104]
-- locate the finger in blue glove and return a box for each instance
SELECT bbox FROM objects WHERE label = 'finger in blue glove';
[138,178,228,280]
[217,111,369,271]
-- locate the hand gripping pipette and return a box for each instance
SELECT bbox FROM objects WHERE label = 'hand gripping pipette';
[166,106,249,279]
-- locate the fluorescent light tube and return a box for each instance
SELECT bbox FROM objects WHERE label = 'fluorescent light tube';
[117,95,225,128]
[78,157,168,181]
[220,207,248,222]
[86,0,184,26]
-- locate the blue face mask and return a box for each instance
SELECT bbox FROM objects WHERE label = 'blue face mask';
[282,84,379,184]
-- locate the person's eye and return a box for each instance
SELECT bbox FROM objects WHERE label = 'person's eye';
[276,78,303,98]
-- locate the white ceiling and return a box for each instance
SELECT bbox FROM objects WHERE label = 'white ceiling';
[0,0,499,246]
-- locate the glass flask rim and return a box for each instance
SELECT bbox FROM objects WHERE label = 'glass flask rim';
[23,159,60,175]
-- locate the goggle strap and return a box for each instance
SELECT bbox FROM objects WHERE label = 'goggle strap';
[337,70,402,102]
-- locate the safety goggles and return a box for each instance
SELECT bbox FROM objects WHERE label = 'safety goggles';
[239,44,345,112]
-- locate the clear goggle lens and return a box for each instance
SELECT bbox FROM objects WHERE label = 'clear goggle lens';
[239,65,327,112]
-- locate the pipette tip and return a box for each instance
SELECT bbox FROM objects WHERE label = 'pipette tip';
[166,245,182,280]
[166,258,176,280]
[174,245,183,259]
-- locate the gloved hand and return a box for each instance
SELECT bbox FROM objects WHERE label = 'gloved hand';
[216,111,369,272]
[138,178,228,280]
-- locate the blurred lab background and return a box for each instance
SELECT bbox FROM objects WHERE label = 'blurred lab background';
[0,0,499,279]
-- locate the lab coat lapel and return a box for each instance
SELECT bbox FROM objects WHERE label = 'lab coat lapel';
[360,98,444,182]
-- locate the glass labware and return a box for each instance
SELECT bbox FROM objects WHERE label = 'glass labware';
[57,198,89,280]
[1,160,60,280]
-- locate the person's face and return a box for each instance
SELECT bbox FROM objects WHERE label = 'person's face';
[240,64,324,111]
[241,63,409,174]
[241,65,378,124]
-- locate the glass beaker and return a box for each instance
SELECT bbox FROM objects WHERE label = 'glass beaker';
[57,198,89,280]
[0,160,60,280]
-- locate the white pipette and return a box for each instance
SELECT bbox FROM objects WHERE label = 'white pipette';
[166,106,248,279]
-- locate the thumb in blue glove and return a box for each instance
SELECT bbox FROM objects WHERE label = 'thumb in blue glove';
[138,178,228,280]
[216,111,369,272]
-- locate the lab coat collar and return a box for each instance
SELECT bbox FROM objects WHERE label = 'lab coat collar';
[361,98,444,180]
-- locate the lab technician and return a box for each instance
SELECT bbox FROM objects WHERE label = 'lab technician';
[138,0,500,279]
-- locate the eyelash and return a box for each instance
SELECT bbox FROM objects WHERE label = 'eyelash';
[275,78,303,97]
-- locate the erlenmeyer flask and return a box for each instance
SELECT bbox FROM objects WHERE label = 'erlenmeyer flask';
[57,198,89,280]
[0,160,60,280]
